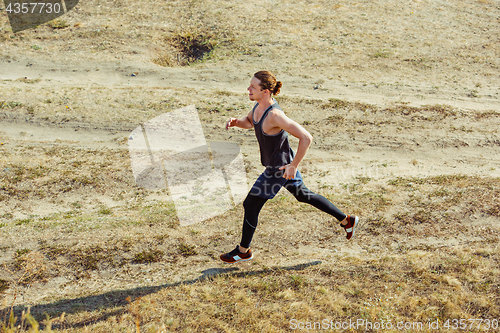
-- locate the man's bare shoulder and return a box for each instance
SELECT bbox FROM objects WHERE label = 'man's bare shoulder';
[268,108,290,123]
[268,108,286,119]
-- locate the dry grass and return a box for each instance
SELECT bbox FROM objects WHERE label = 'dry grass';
[4,248,498,332]
[1,0,499,331]
[0,146,134,203]
[47,19,69,30]
[1,169,499,331]
[153,28,225,67]
[134,249,164,264]
[1,0,498,88]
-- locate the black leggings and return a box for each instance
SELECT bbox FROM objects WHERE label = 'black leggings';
[240,183,346,248]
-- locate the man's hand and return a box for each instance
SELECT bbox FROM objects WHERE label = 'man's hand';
[279,164,298,180]
[226,118,239,130]
[225,112,254,130]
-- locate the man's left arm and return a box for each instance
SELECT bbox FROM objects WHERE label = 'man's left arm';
[270,111,313,180]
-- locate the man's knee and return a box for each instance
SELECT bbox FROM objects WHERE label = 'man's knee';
[243,194,266,211]
[294,186,315,203]
[243,194,254,211]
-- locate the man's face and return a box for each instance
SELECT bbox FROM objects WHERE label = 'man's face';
[247,76,266,101]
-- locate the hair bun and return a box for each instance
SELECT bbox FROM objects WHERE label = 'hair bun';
[274,81,283,95]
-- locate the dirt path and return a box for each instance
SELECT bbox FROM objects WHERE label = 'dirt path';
[2,56,499,113]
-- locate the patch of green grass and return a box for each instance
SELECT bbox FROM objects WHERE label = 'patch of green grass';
[178,243,197,257]
[15,248,31,257]
[98,206,113,215]
[48,19,69,29]
[15,218,34,226]
[134,249,164,263]
[0,101,23,108]
[289,274,307,289]
[141,202,177,227]
[371,49,391,58]
[322,98,350,109]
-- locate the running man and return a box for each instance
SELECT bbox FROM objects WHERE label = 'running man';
[220,71,359,264]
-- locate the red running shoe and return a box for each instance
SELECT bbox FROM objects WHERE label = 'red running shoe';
[341,215,359,240]
[220,246,253,264]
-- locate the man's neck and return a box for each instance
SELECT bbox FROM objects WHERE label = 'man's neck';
[256,96,274,109]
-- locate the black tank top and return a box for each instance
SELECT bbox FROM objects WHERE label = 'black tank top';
[252,100,294,172]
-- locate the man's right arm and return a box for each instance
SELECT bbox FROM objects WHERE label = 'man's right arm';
[225,111,253,130]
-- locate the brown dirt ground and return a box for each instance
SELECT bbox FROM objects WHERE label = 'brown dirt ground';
[0,0,499,331]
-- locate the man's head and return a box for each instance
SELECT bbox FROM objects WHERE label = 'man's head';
[248,71,282,102]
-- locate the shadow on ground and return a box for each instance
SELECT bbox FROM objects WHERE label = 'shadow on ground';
[10,261,322,329]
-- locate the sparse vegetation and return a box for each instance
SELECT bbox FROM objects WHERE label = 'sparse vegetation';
[0,279,9,293]
[1,0,499,331]
[0,101,23,108]
[98,206,112,215]
[153,27,231,67]
[134,249,164,264]
[178,243,197,257]
[2,171,498,330]
[47,19,69,30]
[371,49,391,59]
[16,77,41,84]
